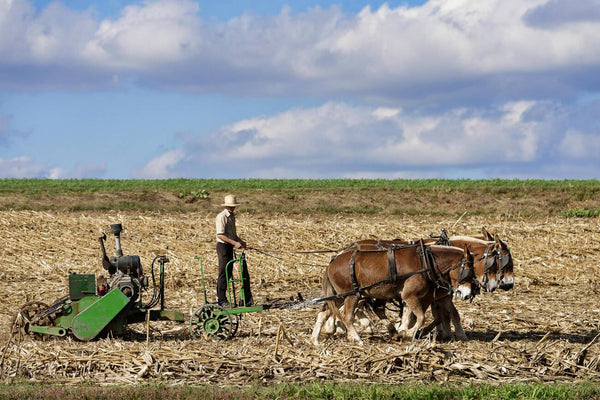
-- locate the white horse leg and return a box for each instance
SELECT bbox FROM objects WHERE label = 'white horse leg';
[311,308,331,345]
[394,304,416,340]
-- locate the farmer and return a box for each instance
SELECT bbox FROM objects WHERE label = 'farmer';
[215,194,253,307]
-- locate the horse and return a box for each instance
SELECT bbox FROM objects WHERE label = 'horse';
[311,242,476,345]
[475,227,515,291]
[321,230,515,340]
[396,233,514,338]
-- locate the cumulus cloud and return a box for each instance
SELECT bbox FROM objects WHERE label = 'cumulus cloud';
[524,0,600,28]
[0,156,53,178]
[83,0,201,68]
[2,0,600,103]
[136,99,600,179]
[136,148,186,178]
[0,157,107,179]
[2,0,600,179]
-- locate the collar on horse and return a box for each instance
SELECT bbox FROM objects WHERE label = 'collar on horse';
[417,239,453,295]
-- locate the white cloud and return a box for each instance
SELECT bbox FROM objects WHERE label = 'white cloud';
[559,129,600,159]
[83,0,201,68]
[137,148,186,178]
[0,157,107,179]
[2,0,600,101]
[137,101,567,178]
[0,156,51,178]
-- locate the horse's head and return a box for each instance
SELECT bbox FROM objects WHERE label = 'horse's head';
[452,247,479,301]
[495,234,514,290]
[474,241,503,293]
[448,236,500,293]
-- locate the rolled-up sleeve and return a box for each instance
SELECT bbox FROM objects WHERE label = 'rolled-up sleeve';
[216,213,226,236]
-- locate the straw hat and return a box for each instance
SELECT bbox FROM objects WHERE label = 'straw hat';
[222,194,241,207]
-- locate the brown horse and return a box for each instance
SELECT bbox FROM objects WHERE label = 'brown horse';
[322,231,514,340]
[475,227,515,291]
[311,243,476,345]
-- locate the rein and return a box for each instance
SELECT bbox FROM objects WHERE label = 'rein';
[249,247,327,267]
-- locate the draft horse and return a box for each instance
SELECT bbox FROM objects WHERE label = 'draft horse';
[311,241,476,345]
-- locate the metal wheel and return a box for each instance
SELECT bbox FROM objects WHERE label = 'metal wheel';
[190,304,238,340]
[14,301,52,338]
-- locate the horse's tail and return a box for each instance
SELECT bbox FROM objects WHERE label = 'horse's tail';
[322,272,345,323]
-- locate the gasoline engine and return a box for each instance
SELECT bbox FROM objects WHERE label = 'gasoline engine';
[98,223,149,304]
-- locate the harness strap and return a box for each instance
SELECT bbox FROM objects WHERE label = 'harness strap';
[419,239,453,294]
[313,267,429,303]
[349,250,361,299]
[387,248,397,283]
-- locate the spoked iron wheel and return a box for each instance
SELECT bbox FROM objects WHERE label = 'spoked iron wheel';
[190,304,239,340]
[14,301,53,339]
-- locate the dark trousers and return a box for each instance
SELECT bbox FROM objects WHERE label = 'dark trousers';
[217,242,252,304]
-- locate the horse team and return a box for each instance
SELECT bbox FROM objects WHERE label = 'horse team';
[311,227,514,345]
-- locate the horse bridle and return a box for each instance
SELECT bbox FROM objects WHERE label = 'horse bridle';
[479,242,512,289]
[422,242,476,296]
[448,252,478,301]
[457,255,475,285]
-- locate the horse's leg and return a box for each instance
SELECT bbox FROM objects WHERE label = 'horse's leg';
[394,302,416,340]
[419,304,442,338]
[448,299,467,340]
[355,307,373,333]
[427,297,451,340]
[322,302,346,335]
[311,304,332,345]
[371,299,396,335]
[342,295,363,345]
[403,296,426,341]
[322,314,335,335]
[357,299,386,334]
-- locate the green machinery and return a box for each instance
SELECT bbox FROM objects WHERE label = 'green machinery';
[191,252,269,339]
[17,223,189,341]
[17,223,298,341]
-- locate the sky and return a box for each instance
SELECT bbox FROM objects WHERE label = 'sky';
[1,0,600,179]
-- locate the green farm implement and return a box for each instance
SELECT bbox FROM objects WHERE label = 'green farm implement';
[16,223,300,341]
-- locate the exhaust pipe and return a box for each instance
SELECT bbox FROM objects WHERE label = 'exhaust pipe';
[110,223,123,257]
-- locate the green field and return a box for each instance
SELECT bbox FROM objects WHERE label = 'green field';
[2,178,599,192]
[1,381,600,400]
[1,178,599,216]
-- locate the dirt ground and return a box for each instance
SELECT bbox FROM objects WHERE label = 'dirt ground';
[1,209,599,385]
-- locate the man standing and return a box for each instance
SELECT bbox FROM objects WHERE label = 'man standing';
[216,194,253,307]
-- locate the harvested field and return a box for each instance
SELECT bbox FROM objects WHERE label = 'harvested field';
[1,210,599,385]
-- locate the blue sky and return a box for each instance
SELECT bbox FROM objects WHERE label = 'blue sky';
[1,0,600,179]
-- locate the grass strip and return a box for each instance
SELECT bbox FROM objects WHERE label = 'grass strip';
[1,382,599,400]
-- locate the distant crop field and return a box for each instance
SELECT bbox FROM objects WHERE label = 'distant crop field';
[1,178,599,192]
[1,179,599,216]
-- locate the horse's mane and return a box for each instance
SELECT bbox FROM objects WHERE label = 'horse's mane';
[449,235,490,245]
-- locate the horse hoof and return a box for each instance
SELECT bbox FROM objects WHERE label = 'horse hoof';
[387,324,397,335]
